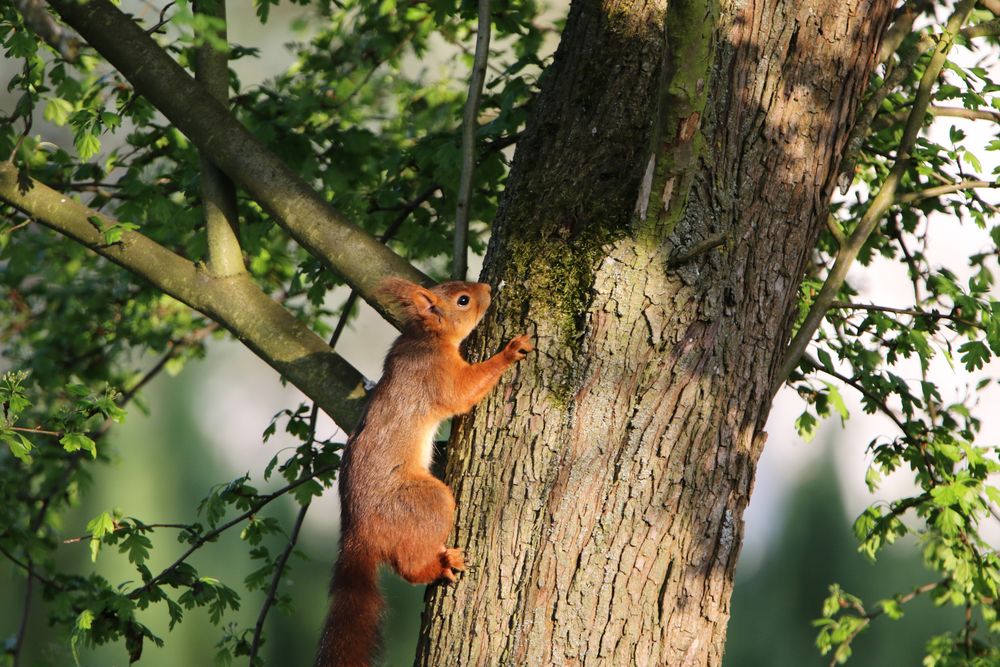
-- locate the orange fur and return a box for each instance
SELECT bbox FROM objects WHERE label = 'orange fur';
[314,278,532,667]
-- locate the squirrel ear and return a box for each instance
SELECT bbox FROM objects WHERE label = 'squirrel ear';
[410,287,444,329]
[377,277,442,328]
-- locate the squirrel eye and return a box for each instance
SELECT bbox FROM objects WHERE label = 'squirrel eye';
[457,295,470,306]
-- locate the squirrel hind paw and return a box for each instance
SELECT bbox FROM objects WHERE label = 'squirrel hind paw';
[438,548,466,582]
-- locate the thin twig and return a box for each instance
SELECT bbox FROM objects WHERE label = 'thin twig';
[8,60,34,162]
[453,0,492,281]
[830,300,984,330]
[896,179,996,203]
[666,233,727,268]
[118,323,219,407]
[888,219,923,303]
[144,1,176,35]
[127,465,336,600]
[0,543,60,588]
[828,579,942,667]
[248,502,310,664]
[826,215,846,246]
[838,33,935,191]
[804,352,910,436]
[12,559,33,667]
[9,426,63,437]
[61,521,192,544]
[776,0,978,393]
[879,0,934,63]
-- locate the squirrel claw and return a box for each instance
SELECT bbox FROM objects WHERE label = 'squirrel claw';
[439,547,466,582]
[505,334,534,361]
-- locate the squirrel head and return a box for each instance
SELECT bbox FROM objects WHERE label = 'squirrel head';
[379,277,492,343]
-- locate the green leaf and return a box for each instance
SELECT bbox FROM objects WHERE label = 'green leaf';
[1,429,34,464]
[43,97,74,125]
[61,432,97,457]
[880,598,904,620]
[291,478,323,506]
[71,609,95,665]
[795,411,818,442]
[119,531,153,566]
[75,131,101,160]
[935,507,962,536]
[102,221,140,245]
[958,340,989,371]
[86,511,116,562]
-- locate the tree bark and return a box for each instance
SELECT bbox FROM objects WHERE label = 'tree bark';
[417,0,892,664]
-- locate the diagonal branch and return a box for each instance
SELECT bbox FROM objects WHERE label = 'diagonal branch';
[42,0,424,324]
[0,163,367,430]
[774,0,978,393]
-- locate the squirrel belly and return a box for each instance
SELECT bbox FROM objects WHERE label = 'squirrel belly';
[314,278,533,667]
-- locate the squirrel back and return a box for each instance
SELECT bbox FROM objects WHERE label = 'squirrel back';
[314,278,532,667]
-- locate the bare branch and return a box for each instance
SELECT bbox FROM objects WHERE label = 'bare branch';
[118,322,220,406]
[193,0,244,277]
[838,33,934,190]
[874,104,1000,130]
[0,543,60,588]
[0,163,368,430]
[775,0,978,393]
[963,17,1000,39]
[44,0,425,324]
[830,300,984,330]
[12,560,32,667]
[826,215,846,246]
[248,502,310,664]
[927,105,1000,123]
[897,179,996,204]
[879,0,934,63]
[453,0,492,281]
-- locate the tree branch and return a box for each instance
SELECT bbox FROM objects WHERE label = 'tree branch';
[896,179,996,204]
[0,163,367,430]
[193,0,243,278]
[453,0,492,281]
[831,300,984,330]
[874,105,1000,130]
[879,0,934,63]
[775,0,978,393]
[0,542,59,588]
[128,464,335,600]
[248,501,309,665]
[12,558,32,667]
[14,0,79,61]
[43,0,425,323]
[838,33,935,190]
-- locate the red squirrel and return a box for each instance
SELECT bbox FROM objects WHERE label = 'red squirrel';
[314,277,533,667]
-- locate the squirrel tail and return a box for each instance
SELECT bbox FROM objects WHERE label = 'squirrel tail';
[314,543,382,667]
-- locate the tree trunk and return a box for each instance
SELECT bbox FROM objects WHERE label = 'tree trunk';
[416,0,892,664]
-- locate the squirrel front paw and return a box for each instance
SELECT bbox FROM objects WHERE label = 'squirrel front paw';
[504,334,534,361]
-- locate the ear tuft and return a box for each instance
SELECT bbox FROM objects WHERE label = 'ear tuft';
[377,277,443,329]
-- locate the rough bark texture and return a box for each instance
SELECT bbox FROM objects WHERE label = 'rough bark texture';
[416,0,892,665]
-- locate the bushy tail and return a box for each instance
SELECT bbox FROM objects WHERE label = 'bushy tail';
[314,546,382,667]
